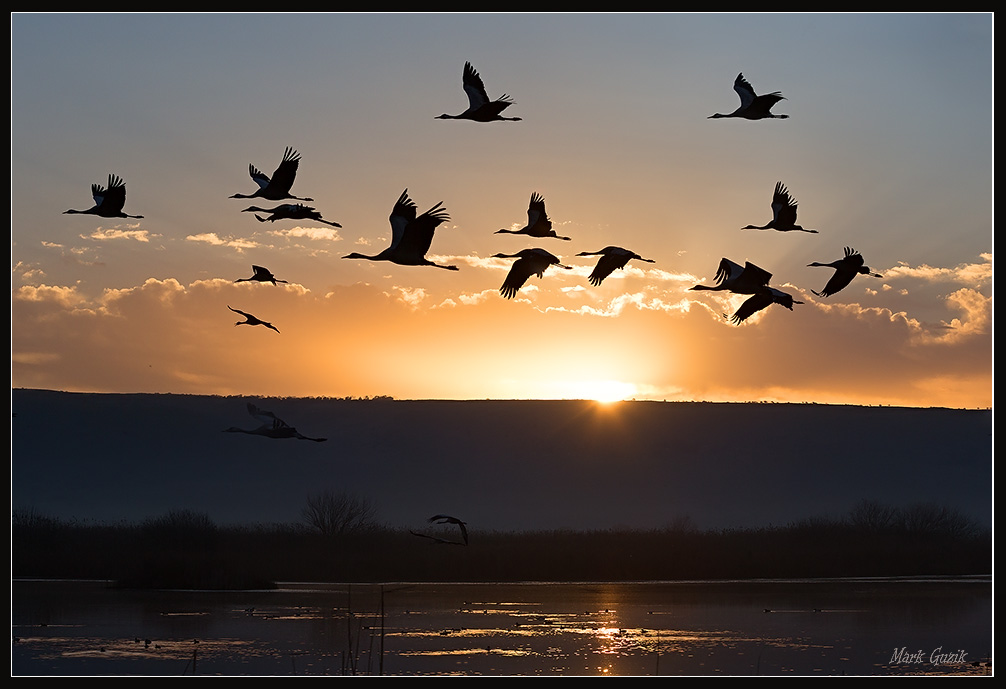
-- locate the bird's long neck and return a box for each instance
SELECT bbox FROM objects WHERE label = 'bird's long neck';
[344,252,382,261]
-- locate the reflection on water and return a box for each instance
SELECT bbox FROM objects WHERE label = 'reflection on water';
[12,578,992,676]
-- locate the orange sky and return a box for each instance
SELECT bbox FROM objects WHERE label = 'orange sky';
[11,14,993,408]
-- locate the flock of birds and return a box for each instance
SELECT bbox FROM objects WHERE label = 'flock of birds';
[61,63,881,329]
[56,64,889,547]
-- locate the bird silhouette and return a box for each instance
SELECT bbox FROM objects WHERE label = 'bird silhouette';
[229,147,313,202]
[224,402,326,441]
[437,61,522,122]
[577,246,655,286]
[235,265,287,285]
[743,182,817,233]
[342,189,456,270]
[709,73,789,120]
[690,258,774,295]
[727,286,803,324]
[428,514,469,545]
[241,203,341,227]
[494,248,571,299]
[808,246,882,297]
[495,193,569,240]
[228,305,280,333]
[63,174,144,219]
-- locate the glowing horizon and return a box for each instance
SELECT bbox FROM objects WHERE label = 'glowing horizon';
[11,14,992,410]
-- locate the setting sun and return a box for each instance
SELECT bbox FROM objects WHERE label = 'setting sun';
[561,380,638,403]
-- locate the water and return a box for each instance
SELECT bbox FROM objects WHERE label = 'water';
[11,577,992,676]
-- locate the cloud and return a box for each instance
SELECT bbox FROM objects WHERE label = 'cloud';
[82,228,158,242]
[268,226,342,242]
[185,233,260,249]
[10,251,992,408]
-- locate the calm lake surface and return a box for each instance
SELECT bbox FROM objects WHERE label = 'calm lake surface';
[11,577,991,676]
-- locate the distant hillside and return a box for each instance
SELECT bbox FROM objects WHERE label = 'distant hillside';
[11,389,992,532]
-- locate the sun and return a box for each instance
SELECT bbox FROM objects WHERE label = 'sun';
[565,380,638,404]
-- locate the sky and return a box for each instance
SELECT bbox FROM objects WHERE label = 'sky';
[11,13,993,408]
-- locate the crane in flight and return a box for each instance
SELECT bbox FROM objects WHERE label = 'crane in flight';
[742,182,818,233]
[808,247,882,297]
[494,248,571,299]
[577,246,655,286]
[343,189,456,270]
[235,265,287,285]
[241,203,341,227]
[228,305,280,333]
[436,61,522,122]
[495,193,569,240]
[709,73,789,120]
[727,287,802,324]
[224,403,327,442]
[690,258,773,295]
[229,147,313,202]
[63,174,144,219]
[429,514,469,545]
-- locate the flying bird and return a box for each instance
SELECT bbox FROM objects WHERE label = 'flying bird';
[241,203,341,228]
[235,265,287,285]
[808,246,882,297]
[709,73,789,120]
[495,193,569,240]
[228,305,280,333]
[577,246,655,286]
[229,147,313,202]
[63,174,144,219]
[429,514,469,545]
[742,182,817,233]
[690,258,773,295]
[727,287,803,325]
[224,402,326,442]
[342,189,456,270]
[494,248,571,299]
[436,61,522,122]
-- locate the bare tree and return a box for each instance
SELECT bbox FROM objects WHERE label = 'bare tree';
[301,490,377,537]
[847,499,898,532]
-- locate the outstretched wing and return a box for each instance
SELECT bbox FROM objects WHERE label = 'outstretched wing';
[248,164,271,190]
[397,202,450,258]
[388,190,419,250]
[713,258,746,286]
[246,403,290,430]
[729,291,773,324]
[527,193,551,230]
[268,147,302,196]
[740,262,773,289]
[96,174,127,214]
[814,270,856,298]
[771,182,799,226]
[733,73,757,110]
[462,61,492,110]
